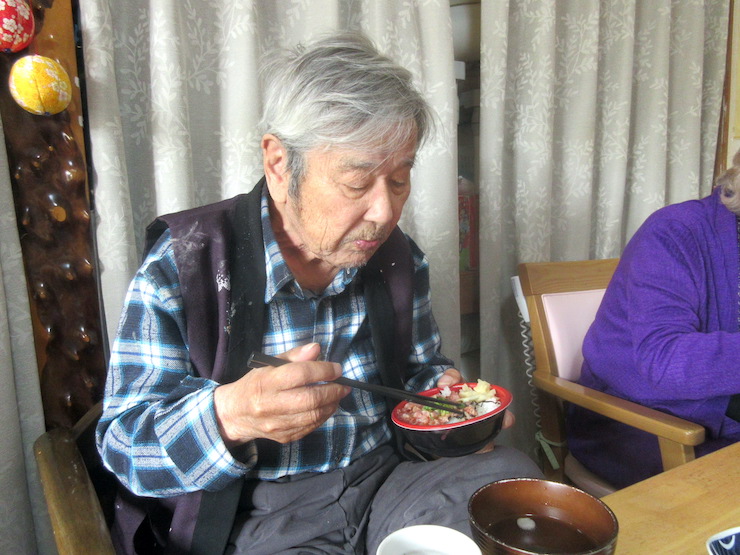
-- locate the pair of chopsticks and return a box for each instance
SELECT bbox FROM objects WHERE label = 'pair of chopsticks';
[247,352,466,416]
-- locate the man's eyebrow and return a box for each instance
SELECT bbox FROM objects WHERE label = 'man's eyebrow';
[338,156,416,173]
[338,160,375,172]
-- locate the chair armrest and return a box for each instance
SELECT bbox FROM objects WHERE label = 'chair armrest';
[34,427,115,555]
[533,372,705,446]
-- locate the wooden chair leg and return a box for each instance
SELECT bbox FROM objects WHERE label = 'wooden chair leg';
[658,437,696,471]
[536,391,568,482]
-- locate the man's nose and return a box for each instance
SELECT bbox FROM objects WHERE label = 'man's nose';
[364,181,397,224]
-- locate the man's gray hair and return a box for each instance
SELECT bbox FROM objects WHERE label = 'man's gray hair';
[259,32,433,195]
[718,148,740,216]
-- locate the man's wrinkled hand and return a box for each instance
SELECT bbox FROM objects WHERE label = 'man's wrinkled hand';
[214,343,350,447]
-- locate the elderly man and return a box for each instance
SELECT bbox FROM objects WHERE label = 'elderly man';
[97,32,541,555]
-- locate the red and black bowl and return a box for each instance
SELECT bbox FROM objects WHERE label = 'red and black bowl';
[391,383,513,458]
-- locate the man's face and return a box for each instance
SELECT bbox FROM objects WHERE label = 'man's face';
[283,136,417,270]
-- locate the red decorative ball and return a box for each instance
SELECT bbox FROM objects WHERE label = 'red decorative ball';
[0,0,34,53]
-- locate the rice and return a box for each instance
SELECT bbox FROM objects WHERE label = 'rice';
[447,398,499,424]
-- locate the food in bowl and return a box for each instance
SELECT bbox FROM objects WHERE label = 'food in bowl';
[391,381,512,458]
[395,379,501,426]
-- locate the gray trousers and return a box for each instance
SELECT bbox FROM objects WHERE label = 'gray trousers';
[226,444,542,554]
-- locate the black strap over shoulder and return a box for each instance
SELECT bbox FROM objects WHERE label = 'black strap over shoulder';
[139,186,266,555]
[222,189,267,384]
[191,188,265,555]
[362,227,415,391]
[362,228,416,462]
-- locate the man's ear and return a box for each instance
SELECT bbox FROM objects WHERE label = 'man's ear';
[262,134,289,203]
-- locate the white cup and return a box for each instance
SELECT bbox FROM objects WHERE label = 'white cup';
[377,524,481,555]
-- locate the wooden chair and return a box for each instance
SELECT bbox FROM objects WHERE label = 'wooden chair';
[34,402,116,554]
[517,259,706,497]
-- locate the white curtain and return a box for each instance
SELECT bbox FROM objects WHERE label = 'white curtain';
[78,0,462,362]
[478,0,730,457]
[0,117,55,553]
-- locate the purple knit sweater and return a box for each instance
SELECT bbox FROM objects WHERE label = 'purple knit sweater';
[568,187,740,488]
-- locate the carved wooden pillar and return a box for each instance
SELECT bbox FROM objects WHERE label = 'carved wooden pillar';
[0,0,107,429]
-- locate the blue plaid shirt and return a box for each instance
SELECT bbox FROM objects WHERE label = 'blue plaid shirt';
[97,191,453,497]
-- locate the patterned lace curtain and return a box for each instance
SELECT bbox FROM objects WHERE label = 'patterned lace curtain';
[78,0,462,360]
[477,0,730,457]
[0,116,54,553]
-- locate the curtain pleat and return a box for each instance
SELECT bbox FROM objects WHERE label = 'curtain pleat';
[0,117,54,553]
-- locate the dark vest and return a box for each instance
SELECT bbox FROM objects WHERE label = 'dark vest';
[114,180,414,555]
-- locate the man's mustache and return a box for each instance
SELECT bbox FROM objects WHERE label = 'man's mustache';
[348,229,388,243]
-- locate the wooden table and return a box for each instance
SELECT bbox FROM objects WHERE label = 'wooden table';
[602,442,740,554]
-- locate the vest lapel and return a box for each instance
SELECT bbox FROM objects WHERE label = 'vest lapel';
[191,181,266,555]
[223,180,268,384]
[363,227,414,389]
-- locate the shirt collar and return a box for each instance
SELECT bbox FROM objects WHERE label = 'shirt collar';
[261,187,359,302]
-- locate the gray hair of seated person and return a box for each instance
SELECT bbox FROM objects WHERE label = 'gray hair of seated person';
[258,32,434,197]
[718,148,740,216]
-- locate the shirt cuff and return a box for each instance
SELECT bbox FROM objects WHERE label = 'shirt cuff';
[200,383,258,474]
[160,377,258,483]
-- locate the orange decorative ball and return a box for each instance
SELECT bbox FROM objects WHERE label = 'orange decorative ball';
[0,0,34,53]
[8,55,72,115]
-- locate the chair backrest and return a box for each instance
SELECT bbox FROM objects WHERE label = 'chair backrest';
[541,289,606,380]
[517,259,619,380]
[517,258,706,493]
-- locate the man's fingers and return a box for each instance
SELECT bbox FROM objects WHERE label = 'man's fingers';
[281,342,322,363]
[502,410,515,429]
[251,358,342,393]
[436,368,462,389]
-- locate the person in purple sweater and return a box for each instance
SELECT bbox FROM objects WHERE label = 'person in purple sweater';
[568,151,740,488]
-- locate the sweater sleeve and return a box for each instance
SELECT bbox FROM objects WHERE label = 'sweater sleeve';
[96,231,255,497]
[616,213,740,401]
